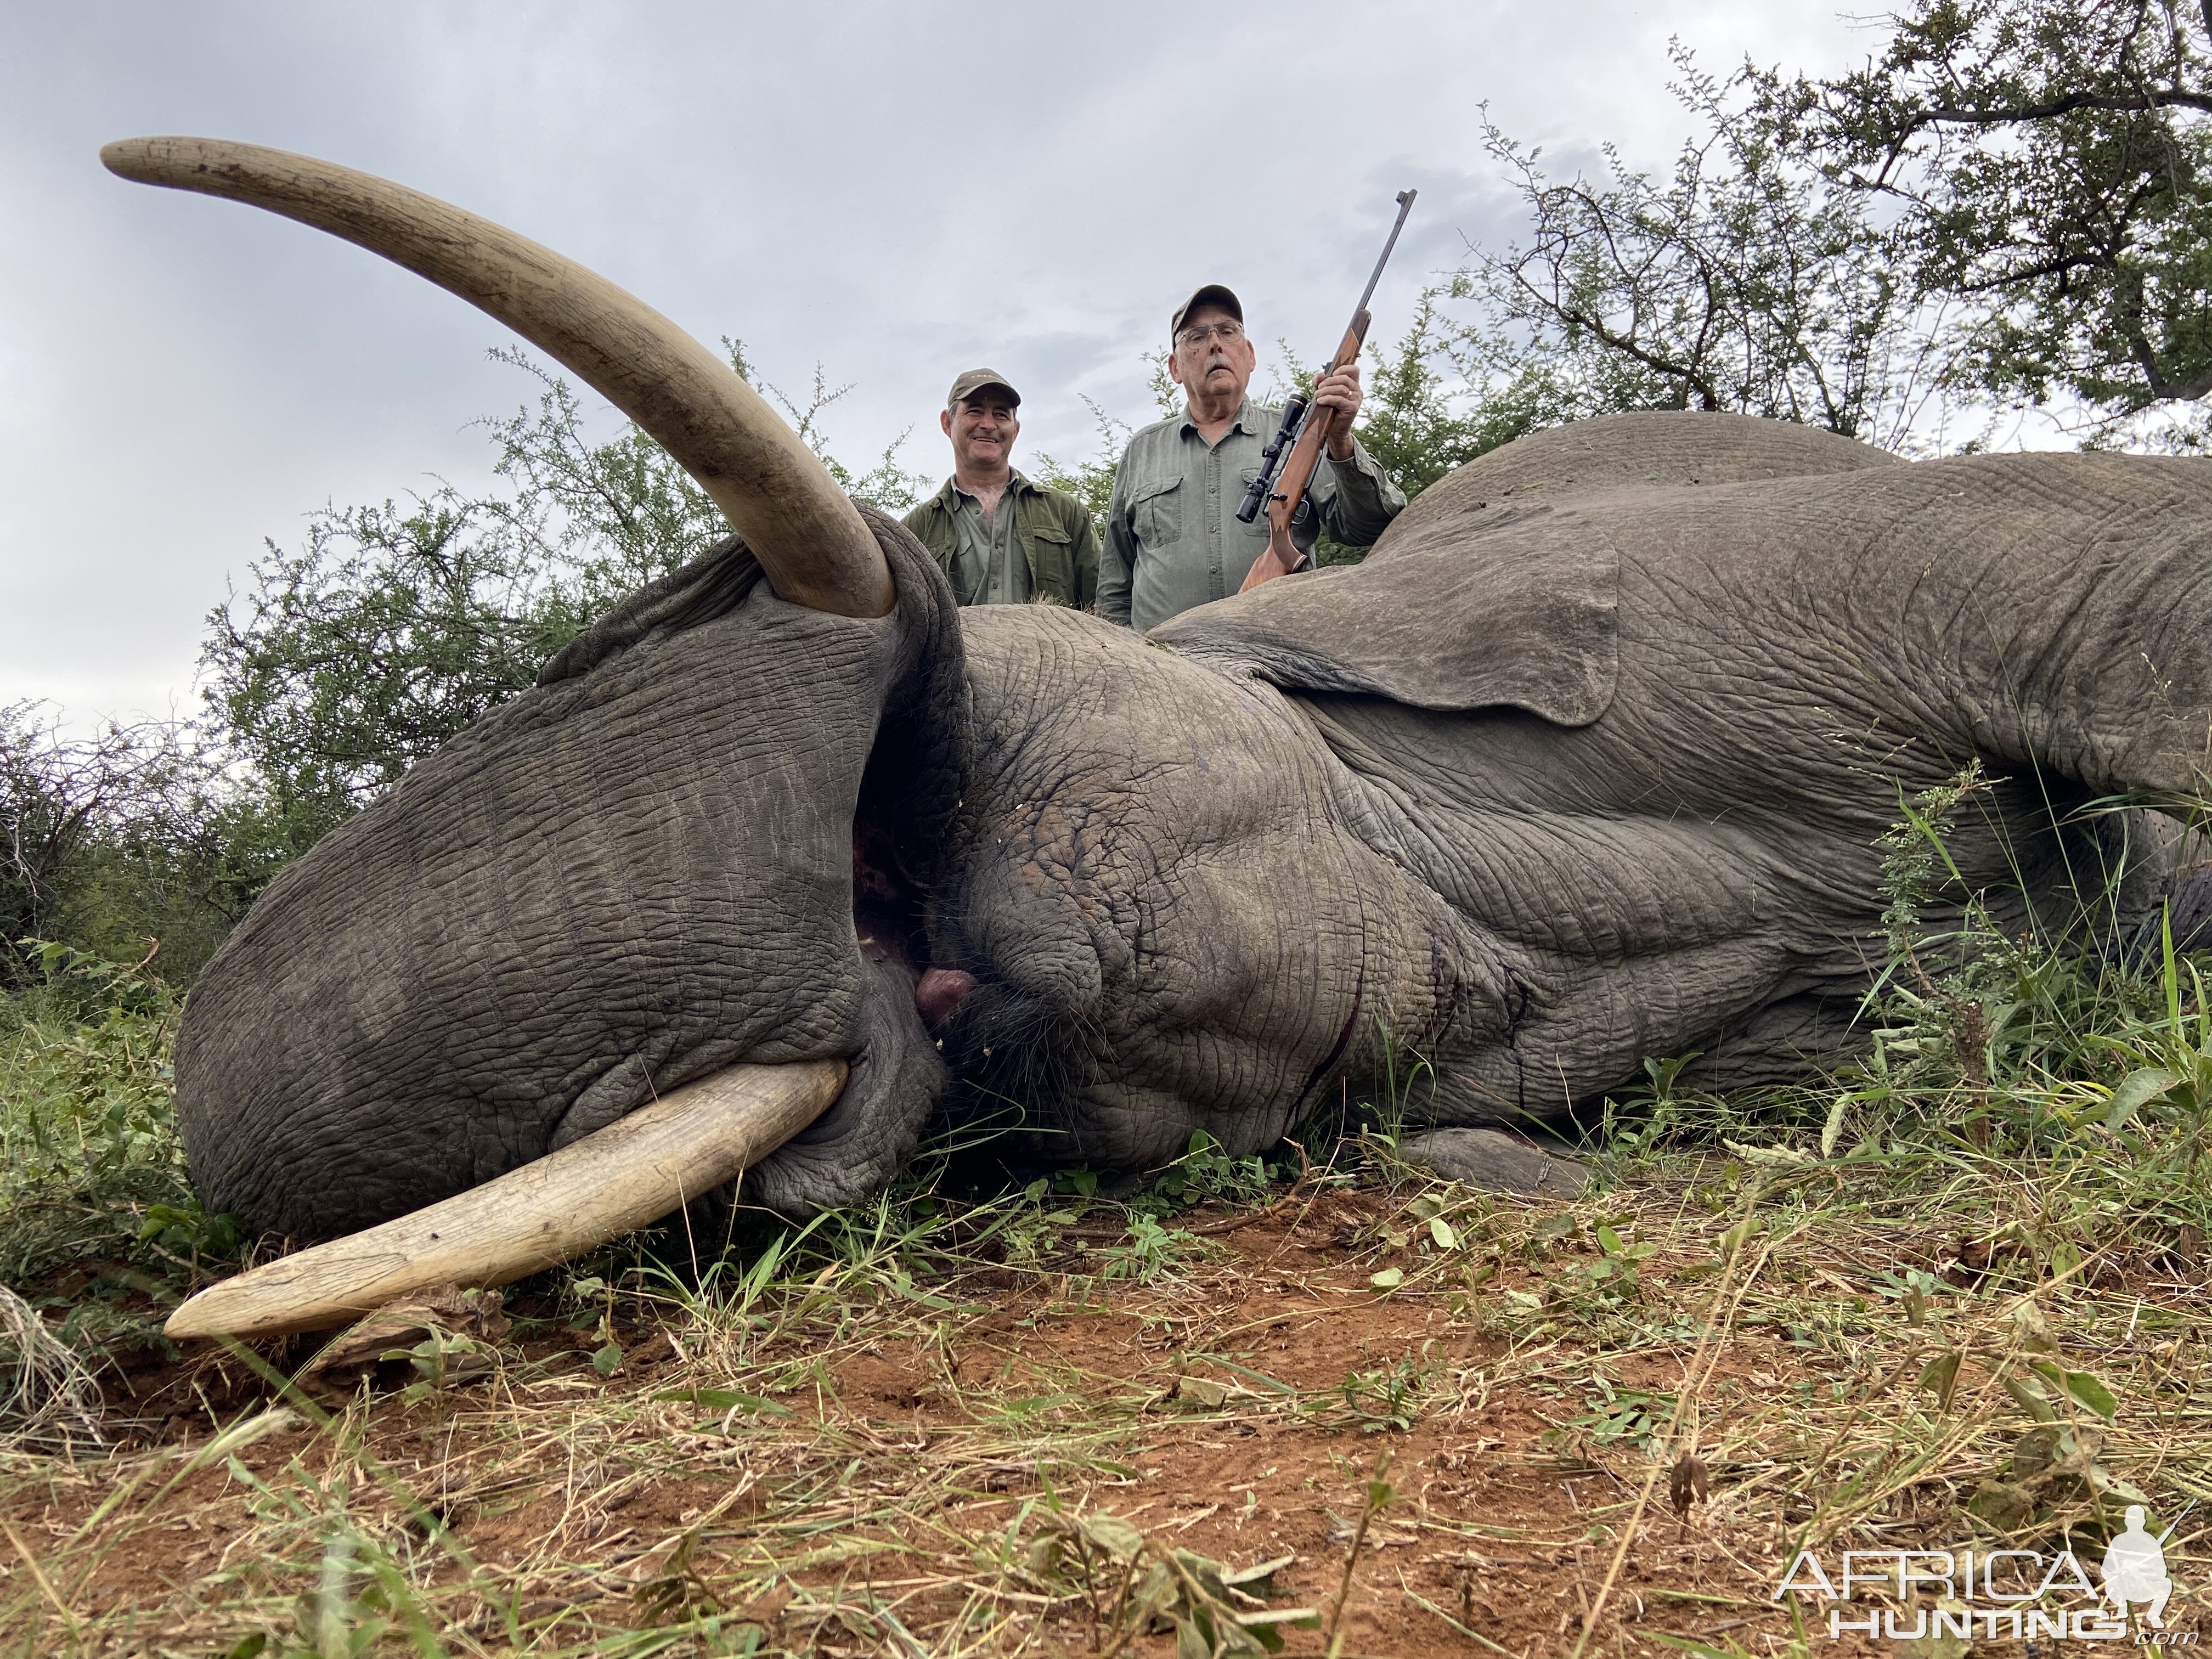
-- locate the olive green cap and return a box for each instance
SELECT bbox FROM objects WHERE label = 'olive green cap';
[946,368,1021,409]
[1170,284,1243,341]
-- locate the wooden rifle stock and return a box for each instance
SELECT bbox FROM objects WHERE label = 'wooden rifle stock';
[1237,188,1415,596]
[1238,312,1369,593]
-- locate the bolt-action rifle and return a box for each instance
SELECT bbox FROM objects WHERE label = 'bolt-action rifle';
[1235,189,1417,593]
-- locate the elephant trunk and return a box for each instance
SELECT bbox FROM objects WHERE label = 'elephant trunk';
[100,135,893,619]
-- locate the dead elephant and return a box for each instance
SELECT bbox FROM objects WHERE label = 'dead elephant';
[112,140,2212,1267]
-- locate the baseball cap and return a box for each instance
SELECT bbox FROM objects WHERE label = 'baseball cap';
[946,368,1021,409]
[1170,284,1243,340]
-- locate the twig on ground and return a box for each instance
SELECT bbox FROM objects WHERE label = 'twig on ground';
[1323,1447,1396,1657]
[1569,1204,1779,1659]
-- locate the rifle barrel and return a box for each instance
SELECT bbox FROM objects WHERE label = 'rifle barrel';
[1353,189,1417,318]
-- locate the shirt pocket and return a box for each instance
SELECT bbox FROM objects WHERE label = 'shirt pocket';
[1023,523,1074,600]
[1130,477,1182,548]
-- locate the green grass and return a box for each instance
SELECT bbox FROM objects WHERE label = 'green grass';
[0,945,222,1404]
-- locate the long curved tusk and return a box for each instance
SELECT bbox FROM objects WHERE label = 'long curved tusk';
[102,136,893,619]
[164,1059,845,1342]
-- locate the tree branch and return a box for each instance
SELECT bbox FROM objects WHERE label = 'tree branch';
[1914,87,2212,125]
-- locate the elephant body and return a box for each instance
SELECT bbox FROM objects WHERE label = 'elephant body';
[178,413,2212,1237]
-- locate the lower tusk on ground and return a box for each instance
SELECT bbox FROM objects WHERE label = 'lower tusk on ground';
[163,1059,847,1342]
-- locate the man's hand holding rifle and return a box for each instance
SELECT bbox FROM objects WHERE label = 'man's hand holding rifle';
[1237,189,1417,593]
[1095,198,1413,632]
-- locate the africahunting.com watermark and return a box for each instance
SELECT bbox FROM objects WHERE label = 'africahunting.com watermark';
[1776,1508,2192,1644]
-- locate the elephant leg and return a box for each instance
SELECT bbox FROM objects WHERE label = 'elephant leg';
[1396,924,1808,1127]
[1396,1126,1590,1195]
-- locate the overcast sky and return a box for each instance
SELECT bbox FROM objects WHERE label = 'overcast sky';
[3,1,1873,730]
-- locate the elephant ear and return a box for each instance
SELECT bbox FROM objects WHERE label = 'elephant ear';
[1153,411,1899,727]
[537,538,766,685]
[1152,501,1620,726]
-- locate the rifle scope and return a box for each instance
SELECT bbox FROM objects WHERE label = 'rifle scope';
[1234,392,1309,523]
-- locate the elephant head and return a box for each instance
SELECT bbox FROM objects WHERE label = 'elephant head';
[125,139,1464,1257]
[111,138,961,1239]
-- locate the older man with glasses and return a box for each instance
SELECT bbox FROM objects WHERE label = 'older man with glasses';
[1098,284,1404,631]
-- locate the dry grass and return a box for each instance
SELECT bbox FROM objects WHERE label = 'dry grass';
[2,1139,2207,1658]
[0,1285,105,1455]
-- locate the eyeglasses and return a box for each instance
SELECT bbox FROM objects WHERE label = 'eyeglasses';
[1176,321,1245,347]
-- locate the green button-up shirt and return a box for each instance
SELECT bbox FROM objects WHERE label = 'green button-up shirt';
[1098,399,1406,631]
[901,471,1100,611]
[944,476,1033,606]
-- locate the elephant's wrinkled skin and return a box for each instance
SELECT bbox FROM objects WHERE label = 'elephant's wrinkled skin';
[179,413,2212,1237]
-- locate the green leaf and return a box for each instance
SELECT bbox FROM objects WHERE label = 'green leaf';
[1918,1350,1963,1410]
[1428,1217,1458,1251]
[1177,1376,1229,1408]
[2106,1068,2181,1131]
[1369,1268,1404,1290]
[2010,1302,2057,1353]
[1235,1607,1322,1644]
[1079,1513,1146,1562]
[2049,1365,2118,1420]
[1222,1553,1296,1589]
[590,1343,622,1377]
[1820,1093,1850,1158]
[652,1387,793,1417]
[2004,1373,2059,1423]
[1595,1223,1625,1255]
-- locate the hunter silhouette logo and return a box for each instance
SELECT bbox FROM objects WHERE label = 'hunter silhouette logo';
[2105,1506,2177,1628]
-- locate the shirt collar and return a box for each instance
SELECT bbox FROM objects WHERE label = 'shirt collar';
[947,468,1027,506]
[1178,397,1263,438]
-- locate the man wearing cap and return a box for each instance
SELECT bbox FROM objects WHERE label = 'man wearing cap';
[902,369,1099,610]
[1098,284,1404,631]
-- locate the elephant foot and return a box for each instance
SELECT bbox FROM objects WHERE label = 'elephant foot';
[1397,1127,1588,1196]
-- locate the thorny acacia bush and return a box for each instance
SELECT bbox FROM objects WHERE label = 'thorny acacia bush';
[1765,0,2212,447]
[0,705,262,992]
[199,345,934,861]
[1457,48,1955,453]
